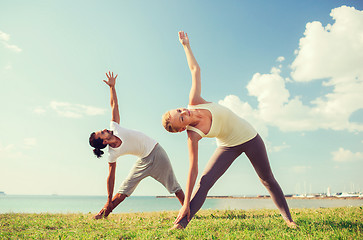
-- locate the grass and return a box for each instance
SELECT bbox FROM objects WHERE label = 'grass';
[0,206,362,239]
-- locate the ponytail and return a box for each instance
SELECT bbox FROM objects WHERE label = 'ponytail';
[93,148,104,158]
[89,132,107,158]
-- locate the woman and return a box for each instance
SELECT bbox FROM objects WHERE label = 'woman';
[90,71,184,219]
[162,31,297,229]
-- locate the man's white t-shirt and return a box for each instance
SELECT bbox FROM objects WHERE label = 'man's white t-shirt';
[107,121,157,163]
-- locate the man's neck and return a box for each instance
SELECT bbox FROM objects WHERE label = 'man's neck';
[109,135,122,148]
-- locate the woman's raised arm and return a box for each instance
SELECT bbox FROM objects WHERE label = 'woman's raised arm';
[179,31,207,106]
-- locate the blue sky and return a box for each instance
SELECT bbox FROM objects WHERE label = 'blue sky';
[1,0,362,197]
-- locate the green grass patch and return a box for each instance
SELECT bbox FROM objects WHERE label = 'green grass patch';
[1,206,362,239]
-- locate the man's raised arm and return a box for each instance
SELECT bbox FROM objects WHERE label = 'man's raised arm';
[103,71,120,124]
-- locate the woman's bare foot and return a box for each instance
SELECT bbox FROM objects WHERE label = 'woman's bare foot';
[169,224,184,230]
[286,221,298,229]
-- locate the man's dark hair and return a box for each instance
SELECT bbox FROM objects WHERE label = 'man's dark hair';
[89,132,107,158]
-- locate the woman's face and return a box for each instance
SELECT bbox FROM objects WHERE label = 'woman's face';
[169,108,192,132]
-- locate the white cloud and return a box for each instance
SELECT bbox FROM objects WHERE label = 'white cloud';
[291,6,363,82]
[271,142,290,152]
[50,101,107,118]
[4,64,12,70]
[276,56,285,62]
[0,31,10,41]
[33,106,46,114]
[3,42,22,52]
[24,138,37,148]
[332,148,363,162]
[0,30,22,52]
[220,6,363,133]
[0,140,36,160]
[0,143,15,152]
[263,140,290,153]
[0,142,24,160]
[218,95,268,138]
[292,165,311,173]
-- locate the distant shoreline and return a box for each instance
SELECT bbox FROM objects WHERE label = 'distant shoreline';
[156,195,363,200]
[1,194,361,200]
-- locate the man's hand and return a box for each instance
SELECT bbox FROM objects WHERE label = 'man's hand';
[103,71,118,88]
[104,201,114,211]
[178,31,189,46]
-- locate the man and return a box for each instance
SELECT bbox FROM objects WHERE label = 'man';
[89,71,184,219]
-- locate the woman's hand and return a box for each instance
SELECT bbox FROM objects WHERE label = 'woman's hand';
[174,204,190,224]
[103,71,118,88]
[178,31,189,46]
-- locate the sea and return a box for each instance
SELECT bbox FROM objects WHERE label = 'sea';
[1,195,362,214]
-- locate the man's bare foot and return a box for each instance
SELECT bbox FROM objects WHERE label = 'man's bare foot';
[93,208,111,220]
[169,224,184,230]
[93,213,103,220]
[286,221,298,229]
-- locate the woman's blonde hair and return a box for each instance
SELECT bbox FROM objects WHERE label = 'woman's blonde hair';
[162,111,180,133]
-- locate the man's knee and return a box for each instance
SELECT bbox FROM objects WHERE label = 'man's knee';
[175,189,184,198]
[175,189,183,194]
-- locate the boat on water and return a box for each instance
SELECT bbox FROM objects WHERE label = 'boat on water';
[336,192,361,198]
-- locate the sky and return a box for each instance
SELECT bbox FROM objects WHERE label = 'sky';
[1,0,362,197]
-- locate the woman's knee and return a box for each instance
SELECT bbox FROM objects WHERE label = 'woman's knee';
[259,174,277,188]
[197,174,215,192]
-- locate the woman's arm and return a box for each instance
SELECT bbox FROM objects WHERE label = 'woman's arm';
[174,131,202,224]
[103,71,120,124]
[179,31,207,106]
[105,162,116,209]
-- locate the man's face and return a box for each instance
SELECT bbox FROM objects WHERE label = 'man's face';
[94,129,113,142]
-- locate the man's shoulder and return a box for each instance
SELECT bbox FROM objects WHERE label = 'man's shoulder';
[110,121,119,127]
[110,121,124,132]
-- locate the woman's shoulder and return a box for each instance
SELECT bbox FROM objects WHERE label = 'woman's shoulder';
[188,101,213,109]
